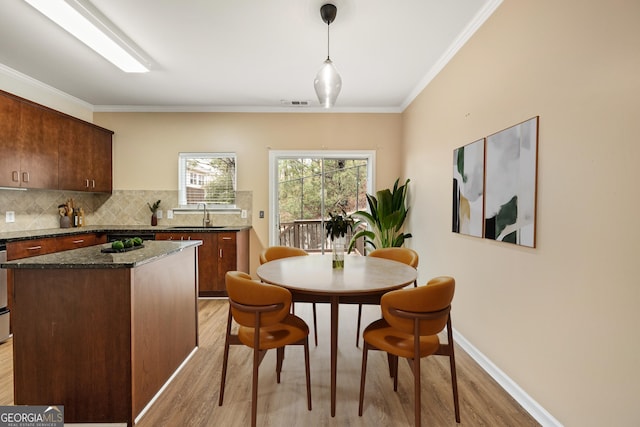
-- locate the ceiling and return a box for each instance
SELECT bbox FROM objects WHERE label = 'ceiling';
[0,0,499,113]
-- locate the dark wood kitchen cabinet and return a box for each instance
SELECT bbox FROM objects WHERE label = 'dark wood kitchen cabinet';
[6,233,107,261]
[155,229,249,296]
[0,93,59,189]
[58,119,113,193]
[0,89,113,193]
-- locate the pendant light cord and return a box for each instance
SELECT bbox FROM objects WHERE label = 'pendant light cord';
[326,22,331,61]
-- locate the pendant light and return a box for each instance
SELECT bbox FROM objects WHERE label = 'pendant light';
[314,3,342,108]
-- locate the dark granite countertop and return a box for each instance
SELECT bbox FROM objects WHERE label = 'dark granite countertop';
[1,240,202,269]
[0,224,252,244]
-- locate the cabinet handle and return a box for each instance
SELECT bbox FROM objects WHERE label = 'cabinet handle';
[12,171,19,182]
[92,179,96,188]
[21,171,29,183]
[27,245,43,251]
[222,237,232,240]
[85,179,90,188]
[72,239,85,244]
[219,249,223,258]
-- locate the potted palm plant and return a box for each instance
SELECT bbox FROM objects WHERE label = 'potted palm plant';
[348,178,412,253]
[325,208,353,268]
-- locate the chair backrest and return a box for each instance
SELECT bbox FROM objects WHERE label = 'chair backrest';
[381,276,454,336]
[259,246,309,265]
[225,271,292,327]
[368,247,419,269]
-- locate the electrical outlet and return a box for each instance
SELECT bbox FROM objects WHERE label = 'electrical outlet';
[5,211,15,223]
[241,210,247,219]
[156,210,163,219]
[167,210,173,219]
[259,210,264,219]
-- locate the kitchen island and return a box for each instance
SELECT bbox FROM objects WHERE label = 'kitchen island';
[1,240,201,426]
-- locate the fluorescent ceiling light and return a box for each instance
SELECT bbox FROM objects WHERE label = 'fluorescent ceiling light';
[23,0,150,73]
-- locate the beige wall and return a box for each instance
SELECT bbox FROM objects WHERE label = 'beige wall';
[3,1,639,423]
[403,1,640,425]
[93,112,403,273]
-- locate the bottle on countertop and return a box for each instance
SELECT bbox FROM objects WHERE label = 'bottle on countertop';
[79,208,85,227]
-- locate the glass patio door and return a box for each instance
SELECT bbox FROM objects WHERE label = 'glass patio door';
[268,151,375,252]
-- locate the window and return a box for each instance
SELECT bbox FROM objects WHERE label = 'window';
[268,150,375,248]
[178,153,237,208]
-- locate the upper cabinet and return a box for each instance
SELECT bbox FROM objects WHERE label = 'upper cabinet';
[0,95,59,189]
[58,119,113,193]
[0,90,113,193]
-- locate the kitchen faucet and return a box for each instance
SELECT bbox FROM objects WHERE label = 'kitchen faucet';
[198,203,210,227]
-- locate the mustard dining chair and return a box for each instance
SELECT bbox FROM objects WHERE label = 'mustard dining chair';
[358,276,460,427]
[259,246,318,346]
[218,271,312,427]
[356,247,419,347]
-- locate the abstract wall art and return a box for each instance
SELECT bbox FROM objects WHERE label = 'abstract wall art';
[452,138,485,238]
[484,116,539,247]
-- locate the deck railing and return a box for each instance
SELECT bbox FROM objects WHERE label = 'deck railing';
[279,219,365,254]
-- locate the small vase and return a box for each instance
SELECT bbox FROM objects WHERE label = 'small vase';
[332,237,345,269]
[151,213,158,226]
[60,216,71,229]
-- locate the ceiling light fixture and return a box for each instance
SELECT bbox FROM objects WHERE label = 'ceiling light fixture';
[23,0,150,73]
[313,3,342,108]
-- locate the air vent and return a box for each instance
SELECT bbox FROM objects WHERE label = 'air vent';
[281,100,311,107]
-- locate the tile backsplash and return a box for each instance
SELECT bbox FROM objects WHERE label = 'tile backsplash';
[0,189,252,232]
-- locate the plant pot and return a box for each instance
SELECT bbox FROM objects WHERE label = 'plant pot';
[151,213,158,226]
[332,237,345,269]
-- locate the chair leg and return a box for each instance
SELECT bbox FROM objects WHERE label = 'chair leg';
[312,303,318,346]
[414,355,421,427]
[303,337,312,410]
[447,316,461,423]
[356,304,363,347]
[393,355,399,392]
[218,306,233,406]
[251,345,260,427]
[450,350,460,423]
[358,342,369,416]
[413,320,422,427]
[276,347,284,383]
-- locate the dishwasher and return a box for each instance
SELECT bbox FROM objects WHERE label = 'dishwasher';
[0,244,10,343]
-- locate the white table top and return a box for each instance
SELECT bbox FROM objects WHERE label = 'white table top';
[256,254,417,296]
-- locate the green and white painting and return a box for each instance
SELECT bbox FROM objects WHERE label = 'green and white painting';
[484,116,538,247]
[452,138,484,237]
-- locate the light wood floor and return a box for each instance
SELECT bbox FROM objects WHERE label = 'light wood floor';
[0,299,539,426]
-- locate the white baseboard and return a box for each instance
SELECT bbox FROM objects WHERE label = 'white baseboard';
[452,328,563,427]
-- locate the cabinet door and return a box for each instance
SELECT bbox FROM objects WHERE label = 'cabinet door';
[91,128,112,193]
[0,95,23,187]
[215,233,237,293]
[58,121,113,193]
[58,120,91,191]
[156,233,217,295]
[18,106,59,189]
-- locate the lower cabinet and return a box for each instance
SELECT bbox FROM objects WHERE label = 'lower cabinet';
[6,232,107,260]
[5,232,109,332]
[155,229,249,296]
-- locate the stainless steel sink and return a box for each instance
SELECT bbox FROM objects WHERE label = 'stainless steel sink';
[169,226,225,229]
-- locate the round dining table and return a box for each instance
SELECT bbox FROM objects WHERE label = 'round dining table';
[256,253,418,417]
